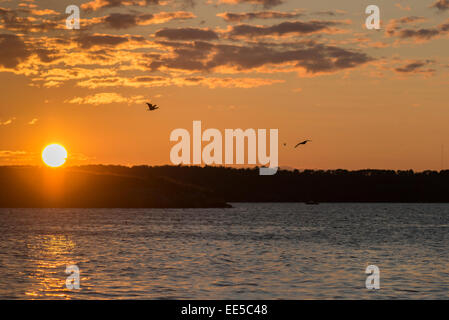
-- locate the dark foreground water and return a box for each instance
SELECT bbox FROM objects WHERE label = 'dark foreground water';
[0,203,448,299]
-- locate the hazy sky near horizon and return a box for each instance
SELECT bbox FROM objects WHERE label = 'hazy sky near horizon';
[0,0,448,170]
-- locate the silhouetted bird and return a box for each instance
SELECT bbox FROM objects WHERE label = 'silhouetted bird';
[146,103,159,111]
[295,140,312,148]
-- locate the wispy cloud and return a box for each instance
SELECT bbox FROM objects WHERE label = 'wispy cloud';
[394,59,436,75]
[0,7,63,33]
[155,27,219,40]
[176,76,284,88]
[217,11,304,23]
[387,19,449,41]
[75,33,146,50]
[395,3,411,11]
[65,93,146,106]
[74,75,283,89]
[0,150,35,164]
[216,0,284,9]
[0,117,16,126]
[226,20,347,39]
[91,11,195,30]
[0,150,28,158]
[431,0,449,11]
[81,0,161,12]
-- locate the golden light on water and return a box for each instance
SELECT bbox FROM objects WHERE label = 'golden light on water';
[24,234,78,299]
[42,144,67,168]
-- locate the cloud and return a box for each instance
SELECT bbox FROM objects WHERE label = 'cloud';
[0,117,16,126]
[65,93,146,105]
[149,11,196,23]
[217,0,284,9]
[75,34,145,49]
[394,59,436,74]
[431,0,449,11]
[39,67,117,80]
[74,74,282,89]
[103,13,144,29]
[0,150,27,157]
[70,152,95,162]
[0,6,192,32]
[312,10,346,16]
[31,67,119,88]
[0,150,34,163]
[217,11,304,23]
[0,7,62,33]
[393,16,427,25]
[0,34,63,69]
[155,27,219,40]
[386,16,427,36]
[75,76,170,89]
[0,34,30,68]
[31,9,59,16]
[18,2,38,9]
[395,3,411,11]
[177,76,283,88]
[34,48,61,63]
[387,19,449,41]
[227,20,344,38]
[81,0,160,11]
[148,40,373,75]
[98,11,195,29]
[28,118,38,125]
[0,4,372,92]
[398,28,441,40]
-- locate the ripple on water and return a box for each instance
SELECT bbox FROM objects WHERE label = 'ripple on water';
[0,203,448,299]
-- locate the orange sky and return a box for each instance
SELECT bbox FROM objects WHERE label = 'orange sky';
[1,0,449,170]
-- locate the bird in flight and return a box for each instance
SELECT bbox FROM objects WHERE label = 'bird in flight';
[295,140,312,148]
[146,103,159,111]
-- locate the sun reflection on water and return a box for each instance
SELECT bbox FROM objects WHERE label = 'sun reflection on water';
[24,235,79,299]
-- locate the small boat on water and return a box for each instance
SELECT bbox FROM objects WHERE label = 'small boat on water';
[305,200,319,205]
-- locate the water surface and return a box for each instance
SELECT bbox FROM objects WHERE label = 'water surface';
[0,203,448,299]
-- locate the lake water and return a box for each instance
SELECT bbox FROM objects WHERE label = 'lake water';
[0,203,448,299]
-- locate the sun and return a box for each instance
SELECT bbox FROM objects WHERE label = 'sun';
[42,144,68,168]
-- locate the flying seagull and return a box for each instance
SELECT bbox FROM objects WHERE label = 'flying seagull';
[146,103,159,111]
[295,140,312,148]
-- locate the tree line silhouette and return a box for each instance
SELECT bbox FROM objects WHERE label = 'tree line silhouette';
[127,166,449,203]
[1,165,448,208]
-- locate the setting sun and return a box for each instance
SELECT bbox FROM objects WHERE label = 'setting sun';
[42,144,68,168]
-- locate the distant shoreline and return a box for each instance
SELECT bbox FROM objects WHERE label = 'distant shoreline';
[2,202,449,210]
[1,166,448,208]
